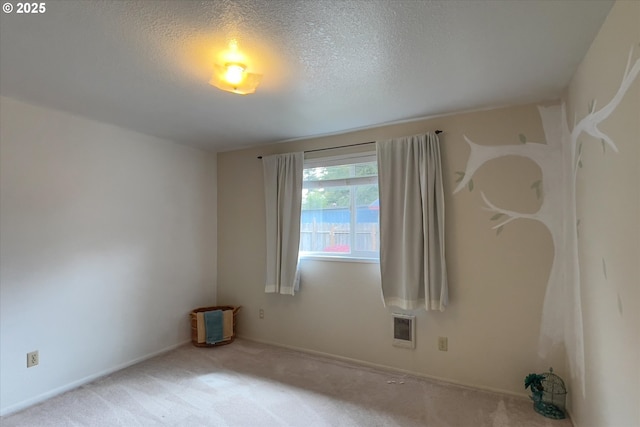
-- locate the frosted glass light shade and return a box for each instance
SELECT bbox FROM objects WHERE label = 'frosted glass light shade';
[209,63,262,95]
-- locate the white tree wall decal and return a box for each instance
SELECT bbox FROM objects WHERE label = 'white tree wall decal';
[454,45,639,392]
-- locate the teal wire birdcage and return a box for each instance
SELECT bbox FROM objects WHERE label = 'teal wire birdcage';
[525,367,567,419]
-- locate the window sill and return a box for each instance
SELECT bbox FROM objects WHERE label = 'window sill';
[300,255,379,264]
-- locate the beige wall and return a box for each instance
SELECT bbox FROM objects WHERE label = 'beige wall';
[217,102,566,395]
[0,97,218,415]
[565,1,640,426]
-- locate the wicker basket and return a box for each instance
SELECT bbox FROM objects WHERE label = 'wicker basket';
[189,305,241,347]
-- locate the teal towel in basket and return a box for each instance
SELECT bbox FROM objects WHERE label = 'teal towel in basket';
[204,310,224,344]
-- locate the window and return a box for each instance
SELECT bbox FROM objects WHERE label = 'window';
[300,152,379,260]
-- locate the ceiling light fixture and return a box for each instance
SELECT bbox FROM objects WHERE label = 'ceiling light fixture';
[209,62,262,95]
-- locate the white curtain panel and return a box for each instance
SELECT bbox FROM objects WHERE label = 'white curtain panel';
[262,152,304,295]
[377,133,448,311]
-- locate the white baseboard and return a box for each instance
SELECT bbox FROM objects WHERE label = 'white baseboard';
[238,335,531,400]
[0,339,191,417]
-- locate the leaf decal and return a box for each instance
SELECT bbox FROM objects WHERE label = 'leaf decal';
[576,219,581,238]
[588,99,595,113]
[602,258,607,280]
[530,180,542,200]
[496,226,504,236]
[617,294,623,316]
[578,142,583,155]
[578,160,583,168]
[468,179,474,191]
[455,171,465,183]
[490,213,505,221]
[601,139,606,154]
[518,133,527,144]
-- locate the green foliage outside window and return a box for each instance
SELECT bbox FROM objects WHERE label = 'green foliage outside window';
[303,162,378,210]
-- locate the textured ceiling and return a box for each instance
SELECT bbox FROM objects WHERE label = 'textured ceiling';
[0,0,613,151]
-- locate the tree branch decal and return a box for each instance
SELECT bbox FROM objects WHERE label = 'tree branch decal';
[571,45,640,153]
[481,191,540,232]
[454,45,640,394]
[453,135,552,195]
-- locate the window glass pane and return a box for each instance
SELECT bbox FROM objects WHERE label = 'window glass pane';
[355,185,379,253]
[304,162,377,183]
[355,161,377,178]
[303,165,343,181]
[302,187,350,210]
[300,156,379,260]
[301,186,351,253]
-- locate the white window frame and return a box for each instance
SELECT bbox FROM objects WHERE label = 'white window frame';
[300,151,380,263]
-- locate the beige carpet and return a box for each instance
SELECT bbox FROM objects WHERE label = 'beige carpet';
[2,339,572,426]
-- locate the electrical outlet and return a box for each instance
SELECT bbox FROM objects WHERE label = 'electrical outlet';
[259,308,264,319]
[27,351,39,367]
[438,337,448,352]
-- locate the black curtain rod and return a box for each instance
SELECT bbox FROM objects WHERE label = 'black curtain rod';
[257,130,443,159]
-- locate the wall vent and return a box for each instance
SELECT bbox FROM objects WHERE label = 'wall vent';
[392,313,416,349]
